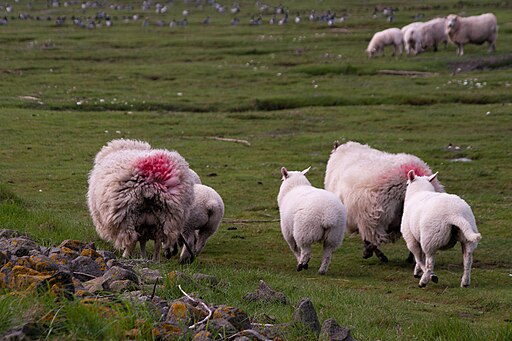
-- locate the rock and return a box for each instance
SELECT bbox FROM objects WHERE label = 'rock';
[167,270,194,286]
[152,322,187,339]
[202,318,238,336]
[36,271,75,300]
[193,330,215,340]
[0,229,28,240]
[29,254,59,273]
[1,322,44,341]
[0,237,40,257]
[59,239,95,252]
[70,255,104,278]
[109,279,139,293]
[212,305,251,331]
[0,250,10,267]
[139,267,162,284]
[192,273,220,287]
[292,298,321,336]
[97,250,116,262]
[319,318,356,341]
[83,276,107,294]
[243,280,289,304]
[103,265,139,285]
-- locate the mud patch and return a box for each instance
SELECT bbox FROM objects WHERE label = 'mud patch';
[449,53,512,73]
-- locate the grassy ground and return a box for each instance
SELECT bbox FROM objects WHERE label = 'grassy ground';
[0,0,511,340]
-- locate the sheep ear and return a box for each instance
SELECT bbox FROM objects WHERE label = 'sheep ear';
[407,169,416,182]
[333,140,340,149]
[301,166,311,175]
[281,167,289,179]
[428,172,438,182]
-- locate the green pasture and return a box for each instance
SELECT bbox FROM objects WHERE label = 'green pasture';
[0,0,511,339]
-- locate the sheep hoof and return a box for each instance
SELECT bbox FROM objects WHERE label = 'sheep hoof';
[179,255,195,265]
[318,270,326,275]
[431,275,439,283]
[296,264,303,272]
[461,284,470,288]
[362,250,373,259]
[377,254,389,263]
[418,283,427,288]
[414,274,422,279]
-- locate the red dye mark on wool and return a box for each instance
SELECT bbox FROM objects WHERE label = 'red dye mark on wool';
[135,153,180,189]
[399,163,429,178]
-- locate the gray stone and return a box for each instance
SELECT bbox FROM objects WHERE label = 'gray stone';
[320,318,356,341]
[70,255,104,278]
[0,237,40,257]
[0,229,27,240]
[292,298,321,335]
[97,250,116,261]
[103,265,139,284]
[243,280,289,304]
[109,279,139,292]
[203,318,238,337]
[139,267,162,284]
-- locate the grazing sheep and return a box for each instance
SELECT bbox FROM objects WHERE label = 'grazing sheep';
[366,27,403,58]
[401,170,481,287]
[87,139,195,260]
[178,183,225,264]
[189,169,202,185]
[324,141,444,262]
[278,167,346,275]
[419,17,448,52]
[401,22,424,55]
[445,13,498,56]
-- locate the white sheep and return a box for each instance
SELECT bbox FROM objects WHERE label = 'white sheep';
[418,17,448,52]
[324,141,444,262]
[87,139,195,261]
[401,22,424,55]
[278,167,346,275]
[445,13,498,56]
[366,27,403,58]
[401,170,481,287]
[178,183,225,264]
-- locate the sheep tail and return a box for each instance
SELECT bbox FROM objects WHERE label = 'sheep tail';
[450,216,481,243]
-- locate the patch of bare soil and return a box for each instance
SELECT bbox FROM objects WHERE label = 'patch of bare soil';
[449,53,512,73]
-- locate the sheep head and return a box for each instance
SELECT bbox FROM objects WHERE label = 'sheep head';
[406,169,438,194]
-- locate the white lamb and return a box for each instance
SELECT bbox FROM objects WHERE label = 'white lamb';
[366,27,403,58]
[419,17,448,52]
[401,170,482,288]
[325,141,444,262]
[278,167,346,275]
[401,22,424,55]
[178,183,225,264]
[87,139,195,260]
[445,13,498,56]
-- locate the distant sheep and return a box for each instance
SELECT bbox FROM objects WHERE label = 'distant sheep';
[179,183,225,264]
[367,27,403,58]
[401,22,423,55]
[445,13,498,56]
[324,141,444,262]
[401,170,481,287]
[419,17,448,52]
[87,139,195,260]
[278,167,346,274]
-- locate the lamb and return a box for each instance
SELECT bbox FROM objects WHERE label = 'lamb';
[401,170,481,287]
[178,183,225,264]
[401,22,424,55]
[87,139,195,261]
[445,13,498,56]
[324,141,444,262]
[277,167,346,275]
[366,27,403,58]
[418,17,448,52]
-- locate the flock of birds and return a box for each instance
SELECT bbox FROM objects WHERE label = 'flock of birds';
[0,0,416,30]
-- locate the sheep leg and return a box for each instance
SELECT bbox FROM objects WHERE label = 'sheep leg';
[179,231,196,264]
[318,243,334,275]
[406,239,425,278]
[362,240,374,259]
[152,234,162,262]
[194,225,217,255]
[297,246,311,272]
[460,242,474,288]
[140,239,147,259]
[419,254,437,287]
[374,248,389,263]
[122,242,136,258]
[457,43,464,56]
[488,41,496,53]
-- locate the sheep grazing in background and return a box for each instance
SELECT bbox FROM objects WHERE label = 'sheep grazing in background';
[278,167,346,275]
[179,183,225,264]
[366,27,403,58]
[87,139,195,261]
[445,13,498,56]
[401,170,481,287]
[418,17,448,52]
[401,22,424,55]
[324,141,444,262]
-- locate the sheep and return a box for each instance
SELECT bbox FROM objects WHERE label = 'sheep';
[87,139,195,261]
[178,183,225,264]
[324,141,444,262]
[278,167,346,275]
[445,13,498,56]
[418,17,448,52]
[401,170,481,287]
[401,22,424,55]
[366,28,403,58]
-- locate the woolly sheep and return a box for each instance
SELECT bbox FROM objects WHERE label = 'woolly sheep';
[366,27,403,58]
[178,183,225,264]
[87,139,195,261]
[418,17,448,52]
[401,170,481,287]
[401,22,423,55]
[324,141,444,262]
[278,167,346,275]
[445,13,498,56]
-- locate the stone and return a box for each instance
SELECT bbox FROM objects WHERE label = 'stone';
[83,276,107,294]
[243,280,289,304]
[192,273,220,287]
[97,250,116,261]
[59,239,95,252]
[319,318,356,341]
[0,237,40,257]
[152,322,187,339]
[212,305,251,331]
[292,298,321,335]
[36,271,75,300]
[28,254,59,273]
[70,255,104,278]
[202,318,238,337]
[109,279,139,293]
[103,265,139,285]
[1,322,44,340]
[139,267,162,284]
[193,330,214,340]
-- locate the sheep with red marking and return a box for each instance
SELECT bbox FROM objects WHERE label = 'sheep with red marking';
[401,170,481,287]
[324,141,444,262]
[366,28,403,58]
[445,13,498,56]
[87,139,195,260]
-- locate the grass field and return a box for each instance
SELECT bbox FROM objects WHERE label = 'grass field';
[0,0,511,339]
